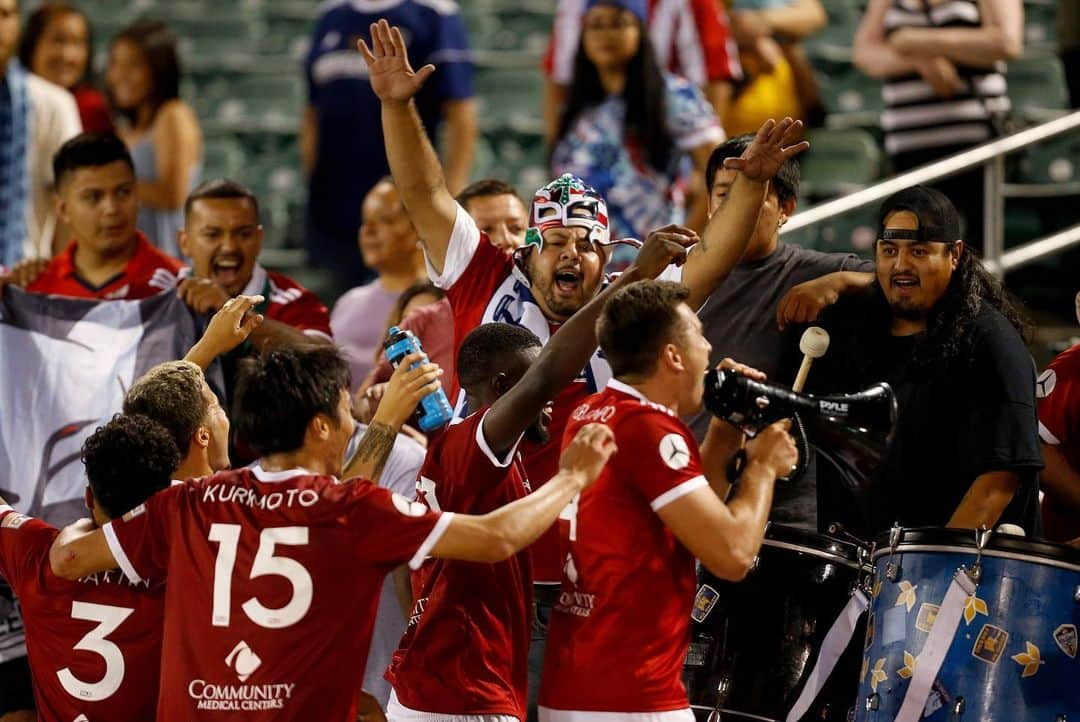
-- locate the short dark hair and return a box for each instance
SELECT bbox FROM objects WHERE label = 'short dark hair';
[598,280,691,378]
[81,414,179,519]
[456,179,523,212]
[705,134,800,205]
[123,361,208,452]
[184,178,261,220]
[388,280,446,329]
[109,19,181,125]
[232,346,352,456]
[18,2,93,88]
[457,323,541,393]
[53,132,135,189]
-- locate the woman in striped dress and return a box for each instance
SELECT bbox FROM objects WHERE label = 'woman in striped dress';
[854,0,1023,248]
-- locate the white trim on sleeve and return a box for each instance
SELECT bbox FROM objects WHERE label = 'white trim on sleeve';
[650,475,708,511]
[408,512,456,570]
[103,522,144,585]
[424,203,481,290]
[0,505,13,516]
[476,409,524,469]
[1039,420,1061,446]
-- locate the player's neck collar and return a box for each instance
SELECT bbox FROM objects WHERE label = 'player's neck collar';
[608,378,647,402]
[251,463,316,483]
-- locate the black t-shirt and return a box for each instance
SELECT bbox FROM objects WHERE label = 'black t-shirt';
[812,300,1043,540]
[687,243,872,529]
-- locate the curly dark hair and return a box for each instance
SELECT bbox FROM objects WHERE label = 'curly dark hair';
[81,414,180,519]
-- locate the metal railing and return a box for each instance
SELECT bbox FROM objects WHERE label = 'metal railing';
[781,110,1080,275]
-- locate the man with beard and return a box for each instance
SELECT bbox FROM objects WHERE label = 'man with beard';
[386,230,694,722]
[811,186,1042,537]
[362,17,807,638]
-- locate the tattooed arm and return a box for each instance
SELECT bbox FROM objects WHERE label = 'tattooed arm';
[341,422,399,483]
[340,353,443,482]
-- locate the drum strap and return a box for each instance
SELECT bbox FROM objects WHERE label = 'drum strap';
[786,589,869,722]
[894,569,977,722]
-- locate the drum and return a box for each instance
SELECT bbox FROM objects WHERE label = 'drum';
[684,524,872,722]
[856,527,1080,721]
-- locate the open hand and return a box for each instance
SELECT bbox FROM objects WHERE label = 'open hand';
[192,294,264,363]
[357,19,435,105]
[631,224,699,278]
[723,118,810,183]
[0,257,49,289]
[559,423,617,489]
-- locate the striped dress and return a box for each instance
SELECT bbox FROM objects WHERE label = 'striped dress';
[882,0,1011,158]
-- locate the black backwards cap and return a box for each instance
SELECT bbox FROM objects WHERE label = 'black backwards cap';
[876,185,962,244]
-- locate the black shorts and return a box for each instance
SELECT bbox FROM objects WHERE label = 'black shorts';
[0,655,35,715]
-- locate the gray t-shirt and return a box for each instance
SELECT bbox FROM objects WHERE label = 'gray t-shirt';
[687,243,872,529]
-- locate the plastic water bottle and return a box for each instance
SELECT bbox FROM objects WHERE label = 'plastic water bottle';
[383,326,453,432]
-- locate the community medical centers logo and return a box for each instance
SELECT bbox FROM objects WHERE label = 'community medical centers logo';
[187,641,297,712]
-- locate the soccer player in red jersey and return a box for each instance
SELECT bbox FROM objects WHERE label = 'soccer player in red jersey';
[20,133,182,299]
[362,16,807,607]
[387,230,692,721]
[47,344,617,722]
[176,179,333,348]
[0,414,179,722]
[540,280,798,721]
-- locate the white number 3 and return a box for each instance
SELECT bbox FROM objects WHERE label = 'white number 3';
[57,601,134,701]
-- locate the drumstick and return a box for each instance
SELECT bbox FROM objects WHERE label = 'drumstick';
[793,327,830,393]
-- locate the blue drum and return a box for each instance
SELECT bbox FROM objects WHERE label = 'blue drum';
[856,527,1080,721]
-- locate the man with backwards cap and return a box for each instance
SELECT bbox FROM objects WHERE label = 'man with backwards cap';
[810,185,1042,539]
[359,16,808,722]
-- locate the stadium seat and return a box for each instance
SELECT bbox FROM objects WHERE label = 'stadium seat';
[1022,0,1060,52]
[818,68,883,128]
[798,128,883,197]
[1007,55,1070,121]
[817,207,879,255]
[1013,129,1080,191]
[202,135,247,180]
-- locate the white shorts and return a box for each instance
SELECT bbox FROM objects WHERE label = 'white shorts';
[538,707,694,722]
[386,689,521,722]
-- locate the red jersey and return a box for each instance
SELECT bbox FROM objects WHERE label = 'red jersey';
[387,409,532,718]
[28,232,181,300]
[430,205,609,582]
[0,505,164,722]
[103,467,449,722]
[539,381,706,718]
[225,264,333,341]
[544,0,741,87]
[1037,344,1080,541]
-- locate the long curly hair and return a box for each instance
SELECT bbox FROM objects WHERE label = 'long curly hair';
[824,245,1028,382]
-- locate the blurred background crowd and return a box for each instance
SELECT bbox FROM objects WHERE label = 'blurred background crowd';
[1,0,1079,349]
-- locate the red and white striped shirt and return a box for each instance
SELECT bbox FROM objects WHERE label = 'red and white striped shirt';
[543,0,742,88]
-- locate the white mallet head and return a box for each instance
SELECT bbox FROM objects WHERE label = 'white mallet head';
[799,327,830,359]
[996,523,1026,537]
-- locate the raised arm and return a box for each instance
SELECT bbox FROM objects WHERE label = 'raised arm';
[359,20,459,274]
[341,353,443,482]
[184,294,264,370]
[430,424,615,563]
[680,118,810,311]
[481,227,697,456]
